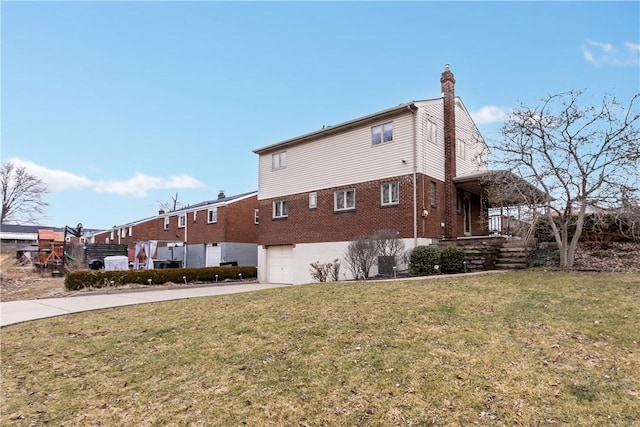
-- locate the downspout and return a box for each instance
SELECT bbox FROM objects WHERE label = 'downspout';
[184,211,188,268]
[408,104,418,249]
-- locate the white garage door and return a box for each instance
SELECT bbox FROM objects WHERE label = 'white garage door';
[267,245,293,284]
[206,244,221,267]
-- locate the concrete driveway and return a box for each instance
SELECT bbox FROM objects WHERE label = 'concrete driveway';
[1,282,287,327]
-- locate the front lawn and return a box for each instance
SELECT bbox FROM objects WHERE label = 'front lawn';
[1,271,639,426]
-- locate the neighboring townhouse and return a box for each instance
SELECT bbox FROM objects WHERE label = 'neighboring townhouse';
[253,65,491,284]
[86,191,259,268]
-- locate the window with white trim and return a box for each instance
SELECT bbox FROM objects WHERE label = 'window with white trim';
[272,151,287,169]
[254,209,259,224]
[456,138,466,159]
[381,182,399,206]
[208,208,218,223]
[372,122,393,145]
[110,230,115,240]
[129,226,133,237]
[178,215,186,228]
[427,120,437,144]
[193,211,197,222]
[334,189,355,211]
[105,237,109,244]
[120,228,126,238]
[273,200,288,218]
[163,217,170,230]
[309,192,317,209]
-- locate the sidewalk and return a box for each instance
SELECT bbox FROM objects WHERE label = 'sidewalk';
[1,282,287,327]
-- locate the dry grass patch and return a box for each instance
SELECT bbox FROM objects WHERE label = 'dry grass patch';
[1,271,639,426]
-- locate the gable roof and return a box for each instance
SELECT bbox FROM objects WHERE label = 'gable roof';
[253,100,433,155]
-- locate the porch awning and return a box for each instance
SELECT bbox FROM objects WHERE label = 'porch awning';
[454,170,549,207]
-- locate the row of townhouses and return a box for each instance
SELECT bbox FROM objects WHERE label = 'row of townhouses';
[11,65,495,285]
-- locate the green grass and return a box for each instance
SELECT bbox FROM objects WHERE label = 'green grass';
[2,271,639,426]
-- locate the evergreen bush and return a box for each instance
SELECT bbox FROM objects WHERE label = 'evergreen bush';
[439,246,467,274]
[409,246,440,276]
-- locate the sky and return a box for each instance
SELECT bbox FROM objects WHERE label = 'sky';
[2,1,639,230]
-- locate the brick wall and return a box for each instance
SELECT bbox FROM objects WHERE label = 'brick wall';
[258,174,450,246]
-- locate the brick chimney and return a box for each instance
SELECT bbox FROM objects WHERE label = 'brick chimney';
[441,64,456,239]
[159,209,165,215]
[217,190,226,199]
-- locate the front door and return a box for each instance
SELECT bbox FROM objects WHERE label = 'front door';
[464,193,472,235]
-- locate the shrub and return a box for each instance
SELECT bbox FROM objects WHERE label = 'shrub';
[309,259,340,282]
[439,246,467,274]
[409,246,440,276]
[64,266,257,291]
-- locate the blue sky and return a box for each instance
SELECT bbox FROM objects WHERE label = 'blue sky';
[2,1,639,229]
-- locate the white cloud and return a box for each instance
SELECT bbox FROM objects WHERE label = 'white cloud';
[93,173,204,197]
[470,106,508,124]
[583,40,640,66]
[9,158,92,191]
[6,157,204,197]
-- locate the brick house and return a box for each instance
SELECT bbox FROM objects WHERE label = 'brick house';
[253,65,491,284]
[85,191,259,267]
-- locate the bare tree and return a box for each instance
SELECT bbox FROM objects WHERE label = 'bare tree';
[490,91,640,267]
[344,236,377,280]
[158,192,183,212]
[1,161,49,224]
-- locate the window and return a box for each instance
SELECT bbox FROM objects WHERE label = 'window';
[208,208,218,223]
[430,182,437,207]
[335,189,355,211]
[178,215,186,228]
[309,192,317,209]
[120,228,127,238]
[193,211,197,222]
[110,230,115,240]
[372,122,393,145]
[105,237,109,244]
[129,226,133,237]
[272,151,287,169]
[254,209,259,224]
[381,182,399,206]
[456,138,466,159]
[273,200,288,218]
[427,120,437,144]
[163,217,170,230]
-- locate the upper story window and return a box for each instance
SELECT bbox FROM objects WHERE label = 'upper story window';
[273,200,289,218]
[372,122,393,145]
[335,189,355,211]
[163,217,170,230]
[427,120,437,144]
[178,215,186,228]
[272,151,287,170]
[309,192,318,209]
[456,138,466,159]
[105,237,109,244]
[381,182,399,206]
[254,209,259,224]
[193,211,197,222]
[110,230,115,240]
[120,228,127,238]
[129,226,133,237]
[208,208,218,223]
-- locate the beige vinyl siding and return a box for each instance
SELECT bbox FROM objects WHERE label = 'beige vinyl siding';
[258,112,416,200]
[416,100,445,181]
[454,100,488,175]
